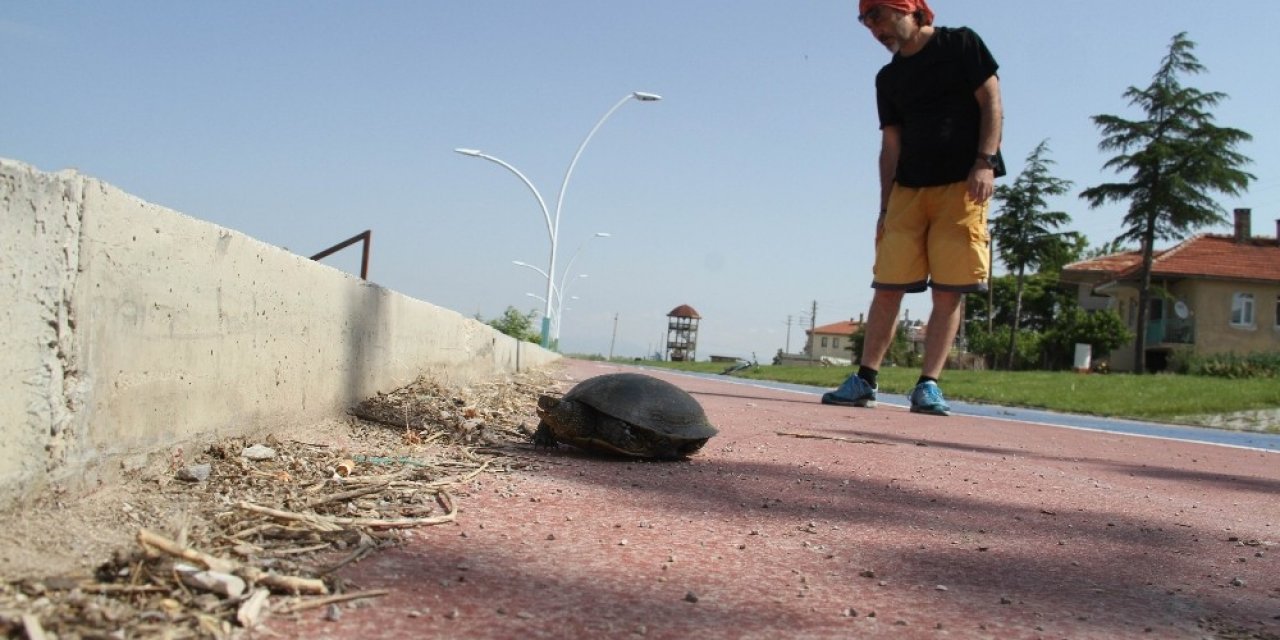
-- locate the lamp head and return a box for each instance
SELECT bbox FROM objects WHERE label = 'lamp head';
[454,148,483,157]
[632,92,663,102]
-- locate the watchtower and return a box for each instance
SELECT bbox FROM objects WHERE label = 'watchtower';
[666,304,701,362]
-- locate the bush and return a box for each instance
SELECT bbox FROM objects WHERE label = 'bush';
[480,306,541,343]
[1042,307,1131,370]
[850,325,914,368]
[963,322,1044,370]
[1183,352,1280,379]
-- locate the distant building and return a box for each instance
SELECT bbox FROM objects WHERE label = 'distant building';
[804,317,863,363]
[1060,209,1280,372]
[666,304,701,362]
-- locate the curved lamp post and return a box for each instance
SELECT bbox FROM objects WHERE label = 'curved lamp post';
[514,262,590,346]
[552,275,588,344]
[455,91,660,348]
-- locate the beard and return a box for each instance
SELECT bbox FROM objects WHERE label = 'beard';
[877,19,917,55]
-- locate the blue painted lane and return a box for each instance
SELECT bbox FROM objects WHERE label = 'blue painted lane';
[648,368,1280,453]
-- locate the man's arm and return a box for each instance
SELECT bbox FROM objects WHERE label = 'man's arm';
[969,74,1002,204]
[878,125,901,213]
[877,125,901,241]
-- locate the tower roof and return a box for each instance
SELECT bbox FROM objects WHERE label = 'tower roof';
[667,304,702,319]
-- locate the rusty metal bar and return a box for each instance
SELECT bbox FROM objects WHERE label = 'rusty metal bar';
[309,230,371,280]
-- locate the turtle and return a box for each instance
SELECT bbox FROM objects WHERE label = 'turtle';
[533,373,718,459]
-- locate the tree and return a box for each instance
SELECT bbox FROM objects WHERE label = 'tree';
[481,306,541,343]
[991,140,1076,369]
[967,273,1074,336]
[1083,237,1131,260]
[1079,32,1254,373]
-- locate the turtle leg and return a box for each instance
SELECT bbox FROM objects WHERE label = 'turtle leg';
[532,421,559,448]
[676,438,709,457]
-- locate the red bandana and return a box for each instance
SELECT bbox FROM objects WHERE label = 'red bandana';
[858,0,935,26]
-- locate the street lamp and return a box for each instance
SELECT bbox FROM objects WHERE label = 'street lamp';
[515,263,589,346]
[455,91,661,348]
[552,275,588,344]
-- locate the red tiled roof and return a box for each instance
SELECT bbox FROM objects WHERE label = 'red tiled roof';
[810,320,862,336]
[1062,251,1144,278]
[666,304,701,319]
[1064,234,1280,284]
[1140,234,1280,282]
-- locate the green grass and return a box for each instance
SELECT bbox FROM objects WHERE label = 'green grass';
[629,360,1280,429]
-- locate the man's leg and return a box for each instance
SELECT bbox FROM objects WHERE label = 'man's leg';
[860,288,904,370]
[822,289,903,407]
[921,289,963,379]
[910,288,964,415]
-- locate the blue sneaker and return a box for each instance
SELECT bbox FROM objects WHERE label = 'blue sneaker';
[821,374,877,407]
[909,380,951,416]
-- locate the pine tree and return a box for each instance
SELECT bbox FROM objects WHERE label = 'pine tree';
[1080,32,1253,373]
[991,140,1076,370]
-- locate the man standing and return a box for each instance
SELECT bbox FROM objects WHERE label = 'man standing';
[822,0,1003,416]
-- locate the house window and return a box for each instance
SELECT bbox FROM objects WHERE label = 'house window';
[1275,295,1280,330]
[1230,292,1255,327]
[820,337,828,348]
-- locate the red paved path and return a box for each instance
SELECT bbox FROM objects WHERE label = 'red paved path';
[284,360,1279,639]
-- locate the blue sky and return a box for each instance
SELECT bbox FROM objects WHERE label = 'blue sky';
[3,2,1276,361]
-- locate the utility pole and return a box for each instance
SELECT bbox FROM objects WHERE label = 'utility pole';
[608,312,618,361]
[784,315,793,354]
[808,300,817,366]
[988,230,995,334]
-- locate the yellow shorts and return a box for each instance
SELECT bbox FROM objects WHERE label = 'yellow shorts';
[873,181,990,293]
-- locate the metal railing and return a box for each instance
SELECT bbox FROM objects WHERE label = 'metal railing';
[310,230,371,280]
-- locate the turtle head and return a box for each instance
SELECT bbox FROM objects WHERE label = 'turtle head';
[536,394,562,418]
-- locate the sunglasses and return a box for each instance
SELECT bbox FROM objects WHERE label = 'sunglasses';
[857,5,894,26]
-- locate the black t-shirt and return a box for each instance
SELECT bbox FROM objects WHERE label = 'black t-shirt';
[875,26,1001,188]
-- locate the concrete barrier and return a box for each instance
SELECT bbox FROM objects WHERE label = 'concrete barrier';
[1,158,558,507]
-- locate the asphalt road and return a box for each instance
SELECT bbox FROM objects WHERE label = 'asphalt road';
[281,360,1280,640]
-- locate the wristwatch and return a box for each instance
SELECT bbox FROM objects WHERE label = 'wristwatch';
[976,152,998,169]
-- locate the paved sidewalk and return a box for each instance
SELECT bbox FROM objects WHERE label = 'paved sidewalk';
[283,360,1280,639]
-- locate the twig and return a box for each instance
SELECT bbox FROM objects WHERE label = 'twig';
[775,431,894,445]
[265,543,332,556]
[234,503,345,533]
[238,567,328,595]
[315,544,376,576]
[339,466,425,486]
[22,615,48,640]
[137,528,237,574]
[304,482,391,509]
[78,583,169,594]
[272,589,390,615]
[424,459,493,488]
[236,491,457,531]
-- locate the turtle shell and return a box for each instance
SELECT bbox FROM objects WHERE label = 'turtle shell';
[562,373,717,440]
[534,372,718,458]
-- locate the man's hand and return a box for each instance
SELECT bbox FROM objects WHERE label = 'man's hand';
[968,165,995,204]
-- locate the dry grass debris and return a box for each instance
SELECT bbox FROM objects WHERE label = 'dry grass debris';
[0,369,555,639]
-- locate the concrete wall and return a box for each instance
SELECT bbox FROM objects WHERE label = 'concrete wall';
[1,158,558,506]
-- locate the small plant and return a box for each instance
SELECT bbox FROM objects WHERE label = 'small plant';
[1188,352,1280,379]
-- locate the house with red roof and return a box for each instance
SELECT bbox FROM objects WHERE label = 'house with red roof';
[1060,209,1280,372]
[804,317,863,363]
